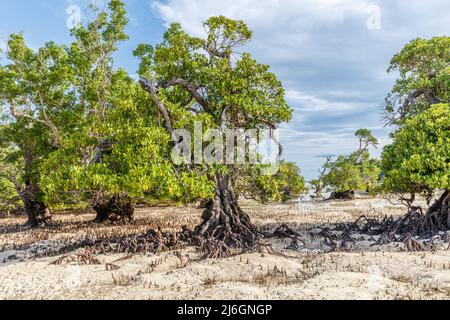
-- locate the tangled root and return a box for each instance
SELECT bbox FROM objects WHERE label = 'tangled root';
[92,192,134,223]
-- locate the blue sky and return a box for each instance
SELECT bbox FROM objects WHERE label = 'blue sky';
[1,0,449,180]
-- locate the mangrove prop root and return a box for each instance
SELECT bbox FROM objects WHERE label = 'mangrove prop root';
[326,191,450,248]
[266,224,305,250]
[193,175,262,254]
[404,236,427,252]
[329,190,355,200]
[92,192,134,223]
[367,191,450,240]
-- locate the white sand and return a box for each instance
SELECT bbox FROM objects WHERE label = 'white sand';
[1,198,450,300]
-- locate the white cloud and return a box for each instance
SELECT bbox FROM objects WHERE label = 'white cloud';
[151,0,371,37]
[148,0,449,179]
[286,90,369,113]
[325,90,366,99]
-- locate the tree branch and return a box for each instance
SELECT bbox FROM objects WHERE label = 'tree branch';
[399,89,441,119]
[160,78,211,113]
[139,78,174,135]
[204,45,230,60]
[9,101,61,148]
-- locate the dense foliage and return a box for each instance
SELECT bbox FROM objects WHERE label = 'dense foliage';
[381,104,450,202]
[0,143,21,214]
[134,15,294,247]
[0,32,76,225]
[322,129,381,196]
[381,37,449,205]
[384,37,450,126]
[0,1,294,235]
[379,37,449,236]
[236,162,307,204]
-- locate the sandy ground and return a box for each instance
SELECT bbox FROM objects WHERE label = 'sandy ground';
[1,198,450,300]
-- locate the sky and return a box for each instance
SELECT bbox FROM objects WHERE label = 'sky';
[1,0,449,180]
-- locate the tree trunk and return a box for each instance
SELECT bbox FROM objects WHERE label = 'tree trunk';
[416,190,450,235]
[20,184,51,227]
[194,175,260,249]
[20,146,52,227]
[385,190,450,237]
[197,199,212,209]
[92,192,134,223]
[315,188,323,199]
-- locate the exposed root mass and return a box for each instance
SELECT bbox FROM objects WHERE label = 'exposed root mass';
[192,175,262,257]
[322,191,450,251]
[92,192,134,223]
[354,191,450,241]
[329,190,355,200]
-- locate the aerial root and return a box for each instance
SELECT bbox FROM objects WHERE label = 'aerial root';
[332,192,450,249]
[50,248,101,265]
[329,190,355,200]
[40,227,189,260]
[404,236,427,252]
[269,224,301,239]
[196,238,232,259]
[38,225,284,261]
[265,224,305,250]
[379,191,450,239]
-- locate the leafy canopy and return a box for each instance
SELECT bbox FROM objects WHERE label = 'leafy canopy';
[134,15,294,201]
[323,129,381,193]
[381,36,450,204]
[134,15,293,134]
[1,5,296,210]
[0,31,76,208]
[236,162,307,204]
[39,1,214,205]
[381,103,450,196]
[384,36,450,125]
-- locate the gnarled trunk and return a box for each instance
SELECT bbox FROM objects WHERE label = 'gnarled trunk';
[383,190,450,237]
[415,190,450,235]
[20,146,51,227]
[92,192,134,223]
[20,184,51,227]
[194,175,260,250]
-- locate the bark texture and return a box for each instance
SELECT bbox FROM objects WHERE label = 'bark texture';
[92,192,134,223]
[20,184,51,227]
[390,190,450,237]
[194,175,260,254]
[20,147,52,227]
